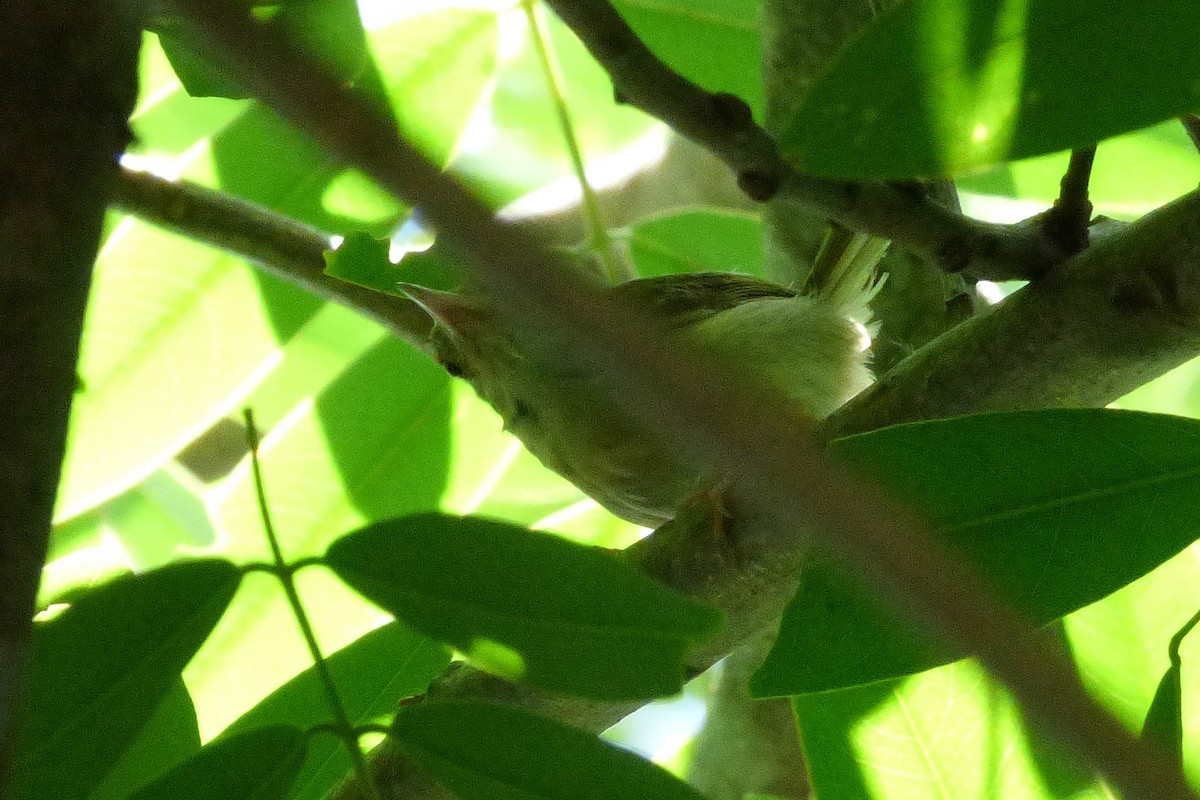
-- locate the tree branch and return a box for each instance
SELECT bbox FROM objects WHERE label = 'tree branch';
[542,0,1064,282]
[164,3,1200,800]
[337,186,1200,800]
[821,186,1200,439]
[0,1,140,794]
[686,631,809,800]
[110,168,435,346]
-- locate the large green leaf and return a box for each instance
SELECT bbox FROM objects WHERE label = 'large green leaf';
[374,10,499,171]
[753,409,1200,695]
[104,466,218,570]
[223,622,451,800]
[613,0,763,120]
[781,0,1200,179]
[794,659,1100,800]
[58,9,497,521]
[391,701,709,800]
[185,338,450,733]
[959,122,1200,220]
[797,543,1200,800]
[12,561,241,800]
[127,726,307,800]
[619,208,764,278]
[326,513,723,699]
[1067,548,1200,782]
[214,337,452,561]
[158,0,370,100]
[87,681,201,800]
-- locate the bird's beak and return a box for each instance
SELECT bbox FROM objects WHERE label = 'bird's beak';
[398,283,488,337]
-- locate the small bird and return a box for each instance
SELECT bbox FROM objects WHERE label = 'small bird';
[403,234,881,529]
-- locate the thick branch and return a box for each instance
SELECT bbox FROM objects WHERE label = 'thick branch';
[170,4,1198,800]
[344,187,1200,800]
[686,631,809,800]
[0,2,140,794]
[822,186,1200,439]
[542,0,1063,282]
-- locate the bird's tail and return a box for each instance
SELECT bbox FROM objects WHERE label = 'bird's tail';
[801,223,888,328]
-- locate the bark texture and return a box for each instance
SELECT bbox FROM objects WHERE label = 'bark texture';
[0,2,140,793]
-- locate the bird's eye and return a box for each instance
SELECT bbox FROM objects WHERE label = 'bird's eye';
[441,360,467,378]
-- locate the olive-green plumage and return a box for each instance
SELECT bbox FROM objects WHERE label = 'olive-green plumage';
[407,270,873,528]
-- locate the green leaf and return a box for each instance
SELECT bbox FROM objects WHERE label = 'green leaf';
[620,209,764,278]
[326,513,723,699]
[781,0,1200,179]
[104,466,218,571]
[159,0,369,100]
[186,339,450,728]
[753,409,1200,696]
[613,0,763,120]
[374,9,500,170]
[224,622,451,800]
[795,659,1099,800]
[57,9,496,522]
[453,9,655,207]
[959,122,1200,219]
[323,231,403,295]
[1066,546,1200,779]
[214,338,452,562]
[323,231,466,297]
[1141,609,1200,766]
[12,561,241,800]
[87,680,201,800]
[127,726,307,800]
[391,701,710,800]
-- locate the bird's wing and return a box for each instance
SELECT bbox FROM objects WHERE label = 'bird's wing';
[610,272,797,330]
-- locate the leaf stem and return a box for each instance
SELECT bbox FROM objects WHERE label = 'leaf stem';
[523,0,630,283]
[242,408,384,800]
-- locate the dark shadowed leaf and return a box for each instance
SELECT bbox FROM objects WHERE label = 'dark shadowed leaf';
[127,726,307,800]
[754,409,1200,695]
[781,0,1200,179]
[159,0,370,100]
[12,560,241,800]
[392,701,709,800]
[1141,608,1200,767]
[87,680,201,800]
[325,513,722,699]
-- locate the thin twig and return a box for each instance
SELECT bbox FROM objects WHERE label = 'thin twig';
[1035,146,1096,257]
[523,0,628,283]
[243,409,383,800]
[541,0,1064,282]
[169,3,1197,799]
[110,167,434,346]
[1059,147,1096,214]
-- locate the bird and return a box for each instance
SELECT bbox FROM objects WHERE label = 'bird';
[401,231,882,529]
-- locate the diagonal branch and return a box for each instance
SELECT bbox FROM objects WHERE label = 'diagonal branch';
[167,3,1197,800]
[541,0,1063,282]
[110,168,435,346]
[110,154,1200,800]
